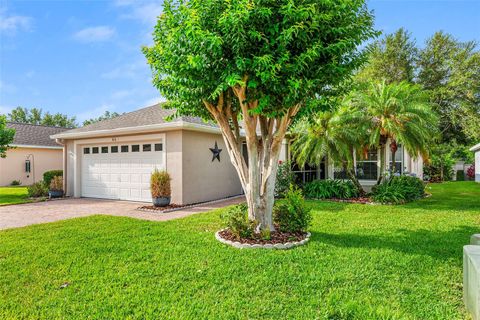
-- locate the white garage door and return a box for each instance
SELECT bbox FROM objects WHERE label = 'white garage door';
[81,141,165,202]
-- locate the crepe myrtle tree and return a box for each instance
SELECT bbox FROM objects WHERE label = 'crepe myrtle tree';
[143,0,376,232]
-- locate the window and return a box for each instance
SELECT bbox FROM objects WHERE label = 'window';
[356,149,378,180]
[291,159,326,184]
[132,145,140,152]
[92,147,99,154]
[83,147,90,154]
[155,143,163,152]
[101,146,108,153]
[111,146,118,153]
[143,144,151,152]
[121,145,129,153]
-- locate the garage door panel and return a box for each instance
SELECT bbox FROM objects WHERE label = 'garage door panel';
[81,141,165,202]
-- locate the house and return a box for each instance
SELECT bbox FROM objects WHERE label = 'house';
[51,104,424,204]
[51,105,244,205]
[470,143,480,182]
[286,142,423,191]
[0,123,68,186]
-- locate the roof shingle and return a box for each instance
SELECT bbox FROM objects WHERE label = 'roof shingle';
[7,123,69,147]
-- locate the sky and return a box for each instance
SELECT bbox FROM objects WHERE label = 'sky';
[0,0,479,123]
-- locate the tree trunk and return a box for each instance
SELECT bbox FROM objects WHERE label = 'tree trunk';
[202,79,300,232]
[377,143,385,185]
[343,162,365,195]
[390,140,398,174]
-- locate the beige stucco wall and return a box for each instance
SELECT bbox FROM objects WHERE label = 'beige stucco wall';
[0,147,63,186]
[181,130,243,204]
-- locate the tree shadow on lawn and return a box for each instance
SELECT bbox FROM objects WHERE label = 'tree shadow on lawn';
[312,225,477,261]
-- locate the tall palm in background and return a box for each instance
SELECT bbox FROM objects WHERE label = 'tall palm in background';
[347,81,438,184]
[290,109,368,194]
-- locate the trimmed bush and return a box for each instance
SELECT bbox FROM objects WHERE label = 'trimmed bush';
[273,185,312,233]
[27,181,48,198]
[150,169,171,198]
[275,161,295,198]
[10,180,21,186]
[372,175,425,204]
[43,170,63,186]
[303,179,360,199]
[221,204,255,240]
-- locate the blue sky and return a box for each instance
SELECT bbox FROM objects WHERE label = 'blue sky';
[1,0,479,123]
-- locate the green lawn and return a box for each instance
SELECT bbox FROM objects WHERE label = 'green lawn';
[0,187,30,206]
[1,182,479,319]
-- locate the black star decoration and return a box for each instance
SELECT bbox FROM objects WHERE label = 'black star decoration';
[209,141,222,162]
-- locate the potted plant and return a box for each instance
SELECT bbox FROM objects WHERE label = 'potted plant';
[150,169,171,207]
[49,176,64,198]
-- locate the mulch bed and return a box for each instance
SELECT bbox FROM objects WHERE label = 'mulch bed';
[138,204,185,211]
[219,228,308,245]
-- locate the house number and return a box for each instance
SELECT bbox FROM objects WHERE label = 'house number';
[112,138,117,142]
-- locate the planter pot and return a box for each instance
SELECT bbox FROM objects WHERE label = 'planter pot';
[49,190,64,198]
[152,196,170,207]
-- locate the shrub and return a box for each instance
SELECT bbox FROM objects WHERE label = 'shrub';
[273,185,312,233]
[303,179,360,199]
[275,161,295,198]
[43,170,63,186]
[456,170,465,181]
[27,181,48,198]
[49,176,63,191]
[150,169,171,198]
[10,180,21,186]
[221,204,255,240]
[467,165,475,180]
[372,175,425,204]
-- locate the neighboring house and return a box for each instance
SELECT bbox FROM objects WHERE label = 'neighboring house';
[0,123,68,186]
[51,104,425,204]
[470,143,480,182]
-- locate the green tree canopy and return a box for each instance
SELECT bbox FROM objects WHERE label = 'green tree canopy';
[0,115,15,158]
[417,31,480,143]
[356,28,417,84]
[83,111,122,126]
[8,107,77,128]
[144,0,376,231]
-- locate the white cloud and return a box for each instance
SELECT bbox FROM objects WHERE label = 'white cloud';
[101,60,148,79]
[76,104,114,122]
[73,26,116,43]
[0,8,32,35]
[115,1,163,26]
[0,80,16,94]
[111,89,136,100]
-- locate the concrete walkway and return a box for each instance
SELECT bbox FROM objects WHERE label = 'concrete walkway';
[0,196,245,230]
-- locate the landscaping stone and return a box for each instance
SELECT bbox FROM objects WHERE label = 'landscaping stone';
[215,230,311,250]
[463,245,480,320]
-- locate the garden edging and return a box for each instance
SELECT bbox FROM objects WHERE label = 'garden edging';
[215,229,311,250]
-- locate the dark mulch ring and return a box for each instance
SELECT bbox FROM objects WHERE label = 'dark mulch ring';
[219,228,308,245]
[138,204,185,211]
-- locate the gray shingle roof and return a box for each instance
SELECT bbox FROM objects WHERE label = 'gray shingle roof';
[7,123,69,147]
[60,104,217,135]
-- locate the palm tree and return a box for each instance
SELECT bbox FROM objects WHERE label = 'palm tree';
[347,81,438,184]
[289,109,368,194]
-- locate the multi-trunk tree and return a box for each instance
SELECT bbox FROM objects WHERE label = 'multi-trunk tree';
[144,0,376,232]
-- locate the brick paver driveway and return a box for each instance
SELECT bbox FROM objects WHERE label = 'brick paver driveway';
[0,197,244,230]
